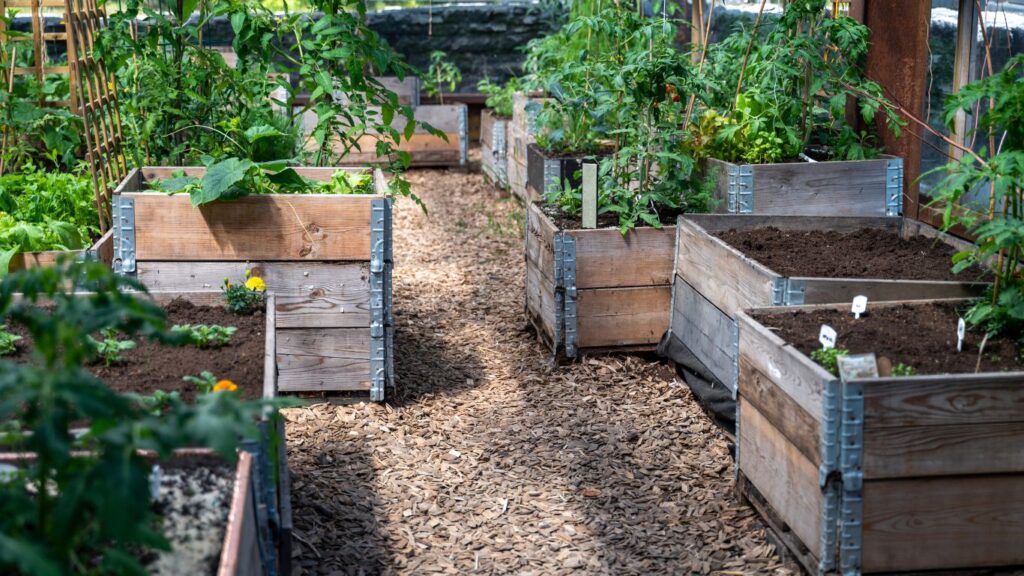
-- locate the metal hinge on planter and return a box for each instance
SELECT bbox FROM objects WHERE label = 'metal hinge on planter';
[111,195,136,275]
[563,235,578,358]
[458,105,469,167]
[383,198,395,389]
[727,164,754,214]
[886,158,904,216]
[771,277,806,306]
[840,379,865,575]
[818,378,842,574]
[552,234,564,357]
[369,198,387,402]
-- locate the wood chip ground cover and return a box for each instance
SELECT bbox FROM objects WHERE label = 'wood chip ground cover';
[284,160,796,575]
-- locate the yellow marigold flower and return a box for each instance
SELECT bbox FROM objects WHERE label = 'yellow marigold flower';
[245,276,266,292]
[213,379,238,393]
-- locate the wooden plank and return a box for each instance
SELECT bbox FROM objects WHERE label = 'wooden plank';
[683,214,900,235]
[800,277,987,304]
[89,229,114,265]
[276,416,292,576]
[330,133,460,166]
[704,158,733,214]
[862,475,1024,573]
[736,311,833,425]
[672,276,739,388]
[276,328,370,392]
[738,399,823,559]
[263,295,277,402]
[219,452,262,576]
[865,422,1024,479]
[137,261,368,295]
[861,372,1024,427]
[570,225,675,289]
[739,354,820,467]
[737,473,821,576]
[128,194,373,262]
[275,294,369,329]
[576,285,670,349]
[749,158,889,217]
[676,217,777,316]
[525,203,558,283]
[525,258,558,346]
[135,166,368,184]
[8,249,84,271]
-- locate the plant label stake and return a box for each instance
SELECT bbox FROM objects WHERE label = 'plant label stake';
[851,295,868,319]
[582,162,598,229]
[819,325,837,350]
[957,317,966,352]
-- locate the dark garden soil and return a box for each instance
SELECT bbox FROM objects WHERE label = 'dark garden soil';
[6,299,265,402]
[715,226,988,281]
[756,302,1024,375]
[541,202,682,230]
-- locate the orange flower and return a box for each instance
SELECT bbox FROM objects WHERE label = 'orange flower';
[213,379,238,392]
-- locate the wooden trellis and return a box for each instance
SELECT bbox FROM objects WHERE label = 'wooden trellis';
[0,0,73,108]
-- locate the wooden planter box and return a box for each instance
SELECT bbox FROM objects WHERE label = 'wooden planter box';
[8,229,114,273]
[667,215,986,393]
[526,144,610,201]
[480,109,509,188]
[525,202,673,357]
[306,104,467,168]
[705,155,903,216]
[112,167,394,401]
[735,301,1024,574]
[508,93,545,203]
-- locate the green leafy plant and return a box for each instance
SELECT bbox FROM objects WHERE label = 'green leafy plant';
[0,324,20,355]
[0,259,294,574]
[222,270,267,315]
[172,324,237,348]
[423,51,462,105]
[88,328,137,367]
[811,347,849,376]
[891,363,916,377]
[478,77,521,118]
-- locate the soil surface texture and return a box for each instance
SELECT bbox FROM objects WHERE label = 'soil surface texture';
[5,299,265,402]
[145,454,234,576]
[283,160,796,575]
[714,226,987,281]
[756,302,1024,375]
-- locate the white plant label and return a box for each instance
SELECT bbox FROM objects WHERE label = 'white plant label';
[819,325,837,350]
[851,295,868,319]
[957,318,966,352]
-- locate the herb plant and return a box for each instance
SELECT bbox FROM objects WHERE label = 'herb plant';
[172,324,237,349]
[0,259,293,574]
[891,363,916,377]
[88,328,137,367]
[222,270,267,315]
[810,347,849,376]
[0,324,20,355]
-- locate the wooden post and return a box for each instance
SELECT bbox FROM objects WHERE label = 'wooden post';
[862,0,930,220]
[582,162,597,229]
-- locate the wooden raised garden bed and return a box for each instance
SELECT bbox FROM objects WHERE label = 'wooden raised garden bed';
[8,229,115,273]
[480,109,508,188]
[704,155,904,216]
[666,215,987,393]
[735,300,1024,574]
[525,202,674,357]
[508,93,545,203]
[112,167,394,401]
[526,144,610,202]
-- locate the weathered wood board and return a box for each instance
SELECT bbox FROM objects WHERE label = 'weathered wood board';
[481,109,508,189]
[114,167,392,398]
[704,155,902,216]
[508,93,544,203]
[735,301,1024,574]
[524,202,674,356]
[8,228,114,273]
[669,214,989,392]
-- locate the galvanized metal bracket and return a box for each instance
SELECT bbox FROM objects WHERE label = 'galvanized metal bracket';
[493,121,508,186]
[563,235,578,358]
[383,198,395,389]
[727,318,740,397]
[727,164,754,214]
[369,198,387,402]
[458,105,469,167]
[840,379,865,576]
[818,377,842,575]
[111,195,136,275]
[772,277,806,306]
[552,233,565,357]
[542,159,562,198]
[886,158,904,217]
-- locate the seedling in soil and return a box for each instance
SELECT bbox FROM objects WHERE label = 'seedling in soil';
[89,328,137,366]
[0,325,20,355]
[891,363,916,377]
[172,324,237,349]
[222,269,266,315]
[183,371,238,394]
[811,347,849,377]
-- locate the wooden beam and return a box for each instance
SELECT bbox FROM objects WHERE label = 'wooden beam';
[863,0,930,220]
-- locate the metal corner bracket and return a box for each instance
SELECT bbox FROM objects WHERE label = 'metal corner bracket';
[563,234,578,358]
[111,195,137,275]
[727,164,754,214]
[818,377,842,574]
[886,158,904,217]
[772,278,806,306]
[369,198,388,402]
[458,105,469,167]
[839,379,865,576]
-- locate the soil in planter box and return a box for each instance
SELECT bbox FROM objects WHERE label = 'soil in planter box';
[142,454,234,576]
[715,227,988,281]
[540,203,684,230]
[5,299,265,402]
[756,302,1024,375]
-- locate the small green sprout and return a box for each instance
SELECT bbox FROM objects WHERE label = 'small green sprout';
[171,324,237,348]
[891,363,916,377]
[88,328,136,366]
[0,325,21,356]
[810,347,849,377]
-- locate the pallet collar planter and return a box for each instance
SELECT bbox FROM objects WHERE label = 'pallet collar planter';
[508,93,545,203]
[8,228,114,272]
[111,167,394,401]
[526,144,611,203]
[480,109,508,188]
[524,202,674,357]
[666,215,987,393]
[735,300,1024,575]
[704,155,904,217]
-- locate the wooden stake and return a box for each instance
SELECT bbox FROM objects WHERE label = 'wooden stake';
[582,162,597,229]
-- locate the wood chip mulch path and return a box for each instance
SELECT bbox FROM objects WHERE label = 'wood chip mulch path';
[284,165,798,575]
